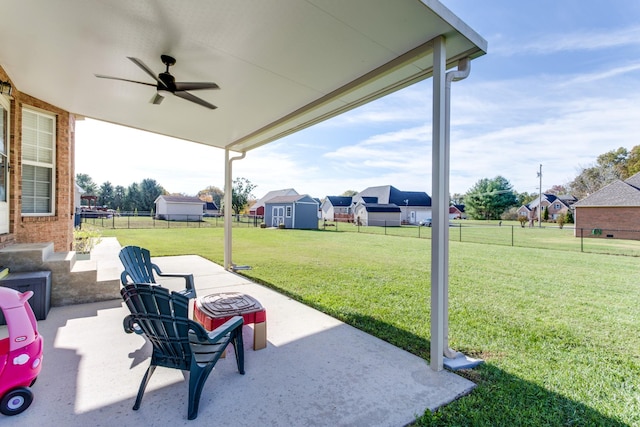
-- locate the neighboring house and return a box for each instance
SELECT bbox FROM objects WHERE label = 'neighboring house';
[450,204,466,219]
[353,202,402,227]
[204,201,219,216]
[517,193,577,221]
[155,195,205,221]
[352,185,431,225]
[264,195,319,229]
[250,188,298,216]
[321,196,353,222]
[573,172,640,240]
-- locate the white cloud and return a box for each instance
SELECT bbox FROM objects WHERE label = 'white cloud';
[492,26,640,56]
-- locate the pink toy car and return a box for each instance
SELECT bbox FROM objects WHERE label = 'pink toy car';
[0,287,43,416]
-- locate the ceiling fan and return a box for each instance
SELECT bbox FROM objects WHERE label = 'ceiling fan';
[95,54,219,109]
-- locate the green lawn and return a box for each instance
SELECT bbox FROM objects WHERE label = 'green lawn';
[102,226,640,426]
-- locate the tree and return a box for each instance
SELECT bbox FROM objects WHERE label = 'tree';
[516,191,537,207]
[76,173,97,195]
[113,185,126,210]
[124,182,141,211]
[98,181,115,208]
[545,185,568,195]
[198,185,224,208]
[341,190,358,197]
[139,179,165,212]
[231,177,256,214]
[597,147,629,179]
[569,147,630,199]
[464,176,518,220]
[451,193,465,205]
[627,145,640,177]
[565,209,574,224]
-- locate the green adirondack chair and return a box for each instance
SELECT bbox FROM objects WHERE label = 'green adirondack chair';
[119,245,196,299]
[121,283,245,420]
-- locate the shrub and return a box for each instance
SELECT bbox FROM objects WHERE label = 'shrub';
[518,216,528,228]
[73,227,102,254]
[557,213,566,229]
[566,209,574,223]
[500,207,519,221]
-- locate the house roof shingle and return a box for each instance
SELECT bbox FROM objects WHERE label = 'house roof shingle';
[354,185,431,207]
[573,179,640,207]
[361,203,402,213]
[326,196,352,206]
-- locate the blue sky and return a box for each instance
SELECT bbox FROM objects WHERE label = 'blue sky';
[76,0,640,199]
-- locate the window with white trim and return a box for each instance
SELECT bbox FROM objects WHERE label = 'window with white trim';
[21,109,55,215]
[286,206,292,217]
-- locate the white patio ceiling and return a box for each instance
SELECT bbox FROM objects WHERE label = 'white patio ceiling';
[1,0,486,153]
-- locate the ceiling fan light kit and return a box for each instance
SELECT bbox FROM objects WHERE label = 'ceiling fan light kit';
[95,55,219,110]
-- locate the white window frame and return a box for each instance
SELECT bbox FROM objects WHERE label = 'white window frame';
[0,95,10,204]
[21,108,56,216]
[286,206,292,217]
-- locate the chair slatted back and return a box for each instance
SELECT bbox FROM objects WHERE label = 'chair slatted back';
[121,284,205,371]
[120,245,157,285]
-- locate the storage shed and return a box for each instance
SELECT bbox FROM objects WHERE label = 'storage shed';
[265,195,318,229]
[155,195,204,221]
[353,202,402,227]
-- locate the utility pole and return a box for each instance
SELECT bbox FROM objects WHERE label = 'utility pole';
[537,164,542,228]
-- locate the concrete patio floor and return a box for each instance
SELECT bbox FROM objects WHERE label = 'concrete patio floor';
[1,238,475,426]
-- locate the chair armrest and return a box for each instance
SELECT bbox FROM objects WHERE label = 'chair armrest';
[120,271,130,285]
[190,316,243,343]
[153,264,196,298]
[123,314,144,335]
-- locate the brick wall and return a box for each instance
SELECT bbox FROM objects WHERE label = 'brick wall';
[1,64,75,251]
[574,206,640,240]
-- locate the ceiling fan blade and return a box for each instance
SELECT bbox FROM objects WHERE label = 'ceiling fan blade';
[94,74,156,87]
[174,82,220,91]
[127,57,162,84]
[174,91,217,110]
[150,93,164,105]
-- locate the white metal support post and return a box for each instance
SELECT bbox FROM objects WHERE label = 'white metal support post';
[223,148,246,270]
[430,35,447,371]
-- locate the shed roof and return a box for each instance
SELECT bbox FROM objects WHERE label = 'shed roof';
[252,189,299,210]
[0,0,486,153]
[155,195,204,204]
[266,194,316,204]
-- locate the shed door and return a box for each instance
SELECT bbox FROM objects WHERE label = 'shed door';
[272,206,284,227]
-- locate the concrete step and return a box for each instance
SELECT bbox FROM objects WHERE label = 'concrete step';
[0,242,55,271]
[0,239,122,306]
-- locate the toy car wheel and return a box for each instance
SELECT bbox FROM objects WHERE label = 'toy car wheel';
[0,388,33,416]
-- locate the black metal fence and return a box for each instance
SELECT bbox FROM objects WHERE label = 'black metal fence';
[320,220,640,257]
[83,213,640,257]
[79,211,264,229]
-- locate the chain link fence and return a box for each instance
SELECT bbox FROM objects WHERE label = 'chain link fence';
[79,211,264,229]
[320,220,640,257]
